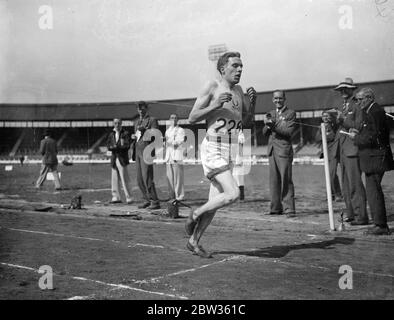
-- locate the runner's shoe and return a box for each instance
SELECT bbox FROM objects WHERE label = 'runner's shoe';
[186,242,212,259]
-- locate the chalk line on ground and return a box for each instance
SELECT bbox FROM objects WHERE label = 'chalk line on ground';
[0,262,188,300]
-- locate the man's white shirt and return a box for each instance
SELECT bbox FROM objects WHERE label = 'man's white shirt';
[165,126,185,163]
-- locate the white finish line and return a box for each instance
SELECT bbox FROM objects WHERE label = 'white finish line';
[2,227,168,249]
[0,262,188,300]
[138,255,242,284]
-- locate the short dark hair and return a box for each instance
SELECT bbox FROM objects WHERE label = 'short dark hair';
[137,101,148,108]
[217,52,241,74]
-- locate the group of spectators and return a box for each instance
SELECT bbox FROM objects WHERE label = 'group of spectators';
[106,101,185,210]
[35,78,393,236]
[313,78,394,235]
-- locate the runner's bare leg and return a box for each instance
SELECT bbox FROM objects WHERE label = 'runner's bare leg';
[189,170,239,246]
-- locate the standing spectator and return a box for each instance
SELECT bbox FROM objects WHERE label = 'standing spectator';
[315,110,342,201]
[35,129,61,190]
[132,101,161,210]
[164,114,185,201]
[350,88,394,235]
[263,90,297,217]
[333,78,368,225]
[106,118,133,204]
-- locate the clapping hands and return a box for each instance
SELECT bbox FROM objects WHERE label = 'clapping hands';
[246,87,257,105]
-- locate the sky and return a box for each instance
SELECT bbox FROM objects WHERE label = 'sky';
[0,0,393,103]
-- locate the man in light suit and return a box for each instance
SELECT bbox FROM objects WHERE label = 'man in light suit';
[350,88,394,235]
[36,129,62,190]
[164,114,185,201]
[334,78,367,225]
[106,118,133,204]
[263,90,297,217]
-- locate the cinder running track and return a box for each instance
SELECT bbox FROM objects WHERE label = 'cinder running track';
[1,164,393,300]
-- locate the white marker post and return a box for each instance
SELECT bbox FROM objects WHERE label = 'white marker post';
[386,113,394,120]
[321,123,335,231]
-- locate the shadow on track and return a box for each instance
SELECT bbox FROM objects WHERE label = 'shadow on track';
[213,237,355,258]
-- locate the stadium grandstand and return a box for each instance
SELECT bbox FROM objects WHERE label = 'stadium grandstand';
[1,80,393,162]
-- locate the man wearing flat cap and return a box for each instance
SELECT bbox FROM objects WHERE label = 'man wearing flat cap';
[132,101,161,210]
[333,78,368,226]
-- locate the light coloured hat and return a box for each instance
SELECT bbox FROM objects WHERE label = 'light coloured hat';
[334,77,358,91]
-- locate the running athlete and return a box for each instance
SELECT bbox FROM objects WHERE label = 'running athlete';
[186,51,256,258]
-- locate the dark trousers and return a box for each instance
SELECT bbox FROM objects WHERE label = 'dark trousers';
[365,172,387,226]
[329,157,342,198]
[269,152,295,214]
[135,148,159,204]
[340,156,367,221]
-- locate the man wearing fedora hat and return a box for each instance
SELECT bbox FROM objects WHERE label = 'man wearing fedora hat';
[35,129,62,191]
[333,77,368,225]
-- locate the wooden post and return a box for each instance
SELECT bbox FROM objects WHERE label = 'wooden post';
[321,123,336,231]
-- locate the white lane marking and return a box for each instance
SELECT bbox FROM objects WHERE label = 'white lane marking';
[67,295,96,300]
[137,255,241,284]
[0,262,36,271]
[1,262,188,300]
[2,227,165,250]
[70,277,188,299]
[129,243,165,249]
[5,227,105,242]
[38,188,111,194]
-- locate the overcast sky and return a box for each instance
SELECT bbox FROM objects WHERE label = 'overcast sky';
[1,0,393,103]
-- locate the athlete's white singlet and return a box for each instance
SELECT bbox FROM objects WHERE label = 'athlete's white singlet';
[201,81,244,180]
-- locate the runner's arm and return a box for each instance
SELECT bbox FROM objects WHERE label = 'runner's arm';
[188,81,218,124]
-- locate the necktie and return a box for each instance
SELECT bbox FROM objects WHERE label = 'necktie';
[343,101,348,114]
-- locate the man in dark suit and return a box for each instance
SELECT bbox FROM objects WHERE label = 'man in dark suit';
[315,110,342,201]
[334,78,368,225]
[132,101,161,210]
[263,90,297,217]
[35,129,61,190]
[350,88,394,235]
[106,118,133,204]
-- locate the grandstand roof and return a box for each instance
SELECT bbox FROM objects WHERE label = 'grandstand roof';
[1,80,393,121]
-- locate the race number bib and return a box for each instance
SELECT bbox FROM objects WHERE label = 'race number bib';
[214,118,243,135]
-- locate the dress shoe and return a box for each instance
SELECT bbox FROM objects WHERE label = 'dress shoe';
[55,187,63,191]
[137,202,150,209]
[365,225,390,236]
[286,212,296,218]
[338,217,354,223]
[109,199,122,204]
[269,211,283,215]
[350,220,369,226]
[147,202,161,210]
[126,198,134,204]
